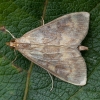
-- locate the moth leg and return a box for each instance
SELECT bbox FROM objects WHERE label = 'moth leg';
[47,71,54,91]
[41,16,44,25]
[12,49,18,64]
[11,50,23,72]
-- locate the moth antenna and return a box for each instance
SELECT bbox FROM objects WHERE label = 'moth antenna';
[12,49,17,64]
[5,29,16,39]
[47,71,54,91]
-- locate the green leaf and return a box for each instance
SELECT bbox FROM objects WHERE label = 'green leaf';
[0,0,100,100]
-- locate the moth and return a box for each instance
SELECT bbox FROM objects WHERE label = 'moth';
[4,12,90,86]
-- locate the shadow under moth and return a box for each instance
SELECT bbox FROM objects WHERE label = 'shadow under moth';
[1,12,90,86]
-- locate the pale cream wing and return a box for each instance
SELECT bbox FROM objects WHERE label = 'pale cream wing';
[17,46,86,85]
[19,12,89,47]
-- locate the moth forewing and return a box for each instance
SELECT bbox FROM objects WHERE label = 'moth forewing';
[6,12,89,86]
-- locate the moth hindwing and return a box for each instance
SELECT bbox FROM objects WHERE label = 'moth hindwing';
[7,12,89,85]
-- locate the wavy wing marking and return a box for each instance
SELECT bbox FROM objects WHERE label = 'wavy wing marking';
[21,12,89,47]
[18,46,86,85]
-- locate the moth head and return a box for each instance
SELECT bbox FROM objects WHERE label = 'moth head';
[6,40,16,49]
